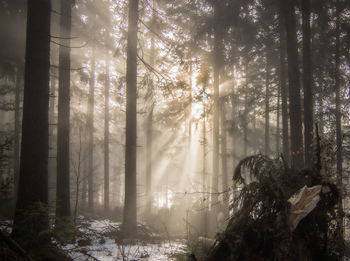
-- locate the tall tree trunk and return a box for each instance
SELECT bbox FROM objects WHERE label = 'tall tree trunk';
[13,0,51,242]
[123,0,139,235]
[145,5,156,217]
[220,99,228,215]
[334,0,343,238]
[145,105,153,215]
[302,0,313,168]
[279,5,290,164]
[56,0,72,222]
[104,55,110,212]
[276,87,281,155]
[81,153,87,209]
[335,0,342,184]
[243,92,248,157]
[316,1,328,135]
[283,0,304,169]
[87,51,95,212]
[230,90,237,168]
[48,70,57,209]
[202,110,207,237]
[211,2,222,206]
[13,64,23,199]
[265,47,270,156]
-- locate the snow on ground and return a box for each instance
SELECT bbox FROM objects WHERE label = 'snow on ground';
[62,218,187,261]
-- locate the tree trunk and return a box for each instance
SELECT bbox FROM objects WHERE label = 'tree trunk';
[145,6,155,217]
[283,0,304,169]
[301,0,313,168]
[87,51,95,212]
[265,46,270,156]
[220,99,228,215]
[13,64,23,199]
[13,0,51,241]
[276,86,281,155]
[104,55,110,212]
[56,0,72,222]
[334,0,343,238]
[211,2,222,206]
[123,0,139,236]
[48,70,57,209]
[202,110,207,237]
[279,5,290,164]
[220,101,228,193]
[145,106,153,215]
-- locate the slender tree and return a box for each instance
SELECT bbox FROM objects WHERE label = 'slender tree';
[123,0,139,235]
[145,3,156,217]
[104,54,110,212]
[220,98,228,213]
[264,43,271,156]
[13,64,23,198]
[104,0,112,213]
[13,0,51,242]
[301,0,314,168]
[56,0,73,223]
[283,0,304,169]
[211,1,223,205]
[334,0,343,237]
[279,2,290,164]
[87,50,95,211]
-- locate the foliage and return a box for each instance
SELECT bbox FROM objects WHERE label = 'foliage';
[207,151,343,260]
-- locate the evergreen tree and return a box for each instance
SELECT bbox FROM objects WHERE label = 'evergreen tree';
[13,0,51,244]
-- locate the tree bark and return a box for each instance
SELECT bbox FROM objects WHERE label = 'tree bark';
[301,0,314,168]
[13,0,51,241]
[123,0,139,236]
[334,0,343,239]
[104,54,110,212]
[220,99,228,215]
[202,109,207,237]
[279,4,290,164]
[276,87,281,155]
[283,0,304,169]
[145,6,156,217]
[87,51,95,212]
[56,0,73,222]
[212,2,223,206]
[13,64,23,199]
[265,45,270,156]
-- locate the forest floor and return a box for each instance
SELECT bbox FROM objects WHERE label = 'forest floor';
[61,217,187,261]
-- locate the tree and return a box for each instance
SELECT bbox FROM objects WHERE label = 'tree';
[123,0,139,236]
[279,1,290,164]
[87,50,95,212]
[104,55,110,213]
[56,0,74,224]
[144,2,156,217]
[283,0,304,169]
[211,1,224,205]
[301,0,314,168]
[13,0,51,243]
[264,37,271,156]
[13,64,23,198]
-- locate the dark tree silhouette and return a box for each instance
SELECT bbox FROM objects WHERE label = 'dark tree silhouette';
[301,0,314,168]
[283,0,304,169]
[13,0,51,242]
[123,0,139,235]
[279,1,290,164]
[56,0,74,224]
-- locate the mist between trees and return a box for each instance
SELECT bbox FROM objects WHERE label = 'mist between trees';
[0,0,350,260]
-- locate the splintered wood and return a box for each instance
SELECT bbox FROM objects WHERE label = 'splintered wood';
[288,185,322,231]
